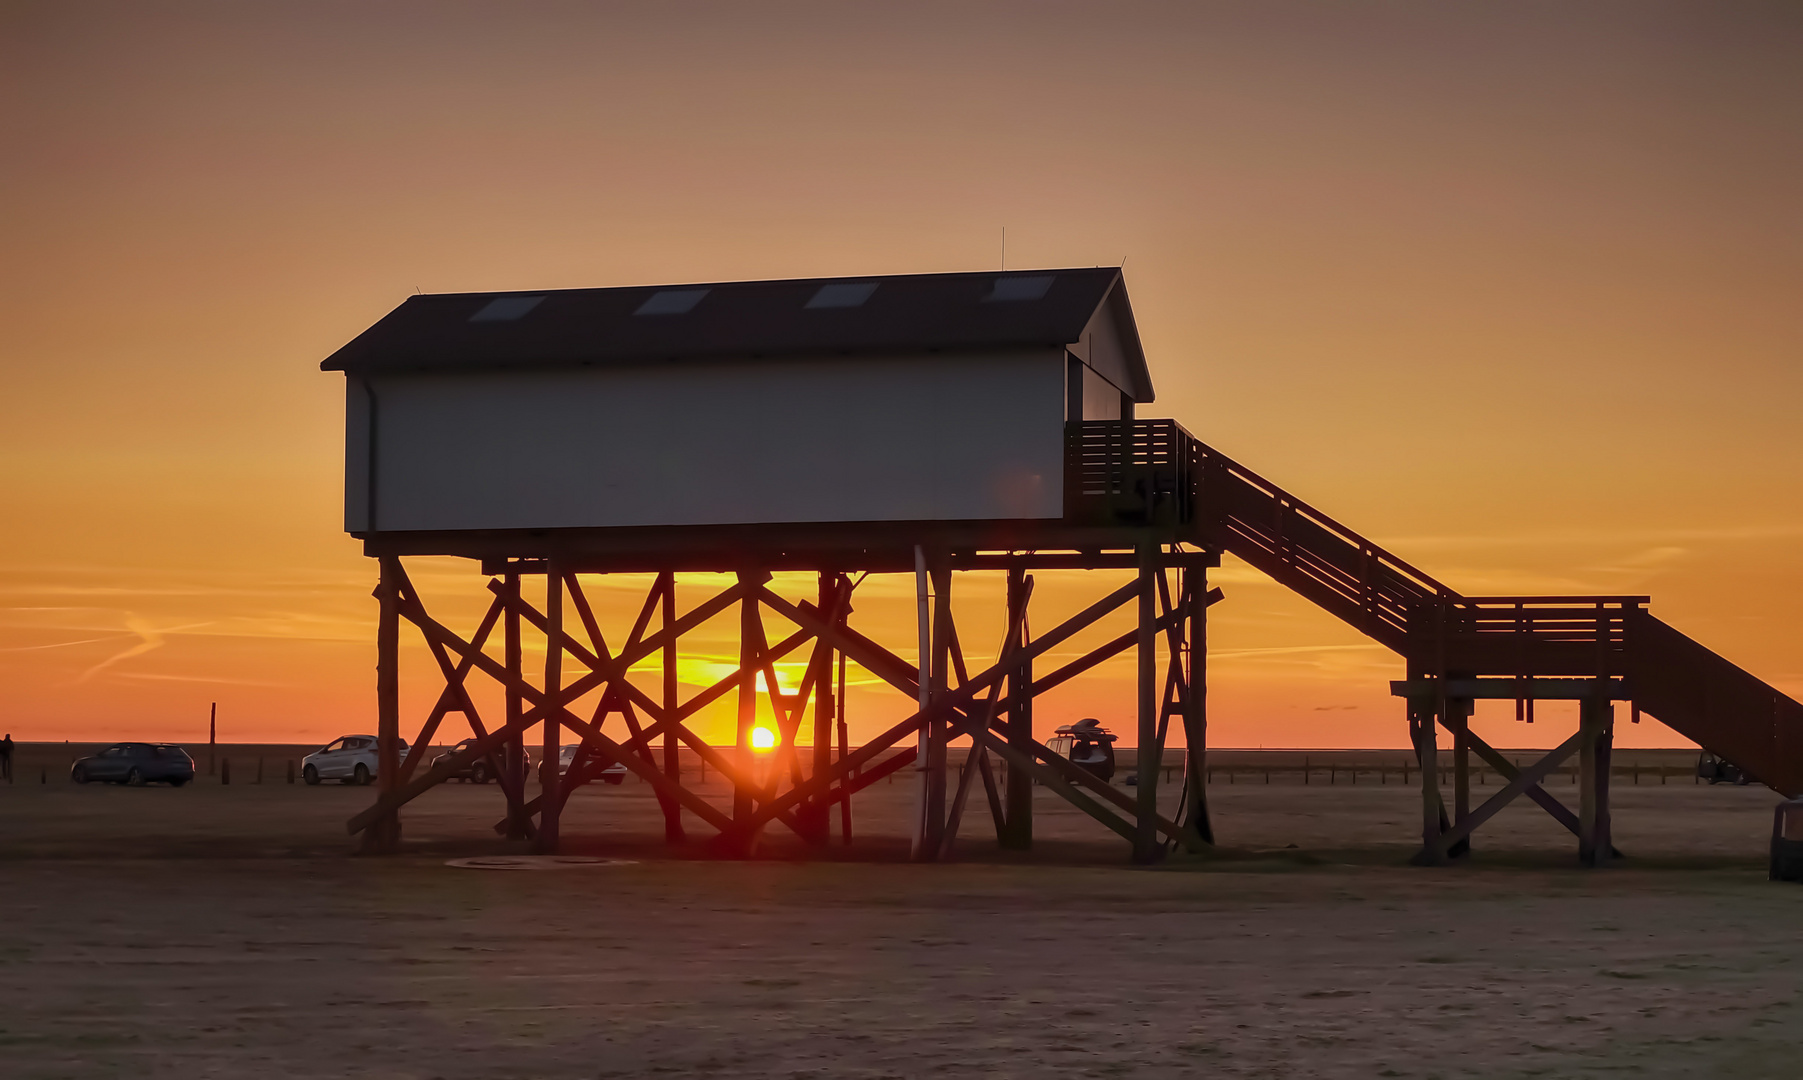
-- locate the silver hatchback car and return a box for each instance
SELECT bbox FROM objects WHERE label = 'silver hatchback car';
[302,734,409,786]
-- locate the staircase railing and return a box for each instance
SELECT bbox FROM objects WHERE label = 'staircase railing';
[1188,438,1456,651]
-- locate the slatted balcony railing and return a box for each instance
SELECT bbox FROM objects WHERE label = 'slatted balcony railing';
[1063,419,1196,529]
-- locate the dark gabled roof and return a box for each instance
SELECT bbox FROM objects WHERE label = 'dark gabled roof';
[321,267,1153,400]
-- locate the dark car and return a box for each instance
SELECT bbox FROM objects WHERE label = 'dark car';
[1773,799,1803,883]
[430,738,529,784]
[1697,751,1750,785]
[71,743,195,786]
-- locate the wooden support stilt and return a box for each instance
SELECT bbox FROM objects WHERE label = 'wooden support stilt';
[734,570,758,843]
[361,555,402,854]
[1180,564,1214,846]
[350,553,1242,864]
[1446,697,1472,860]
[1453,703,1471,827]
[535,566,563,854]
[1134,539,1162,863]
[1594,698,1614,866]
[1579,693,1614,867]
[1001,566,1033,850]
[1414,695,1444,866]
[502,573,530,839]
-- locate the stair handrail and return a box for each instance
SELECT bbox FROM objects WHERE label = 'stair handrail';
[1191,437,1460,606]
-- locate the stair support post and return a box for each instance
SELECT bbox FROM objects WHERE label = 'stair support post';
[1579,692,1614,867]
[1453,705,1471,827]
[1414,701,1443,865]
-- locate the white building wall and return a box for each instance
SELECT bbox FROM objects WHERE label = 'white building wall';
[347,349,1067,533]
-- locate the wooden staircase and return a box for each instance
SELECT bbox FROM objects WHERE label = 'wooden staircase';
[1066,419,1803,797]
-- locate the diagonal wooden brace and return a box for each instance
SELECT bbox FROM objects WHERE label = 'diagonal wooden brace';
[349,579,751,835]
[1420,731,1584,863]
[1459,726,1617,856]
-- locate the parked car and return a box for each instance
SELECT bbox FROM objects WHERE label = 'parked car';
[1772,798,1803,883]
[430,737,530,784]
[1697,751,1750,786]
[302,734,408,786]
[557,744,628,785]
[70,743,195,787]
[1046,718,1118,782]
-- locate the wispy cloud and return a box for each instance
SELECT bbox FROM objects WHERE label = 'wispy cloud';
[76,616,212,682]
[110,671,293,688]
[0,632,135,652]
[1211,643,1387,658]
[1383,524,1803,550]
[78,615,167,681]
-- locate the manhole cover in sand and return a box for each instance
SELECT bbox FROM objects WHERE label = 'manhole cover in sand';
[445,856,638,871]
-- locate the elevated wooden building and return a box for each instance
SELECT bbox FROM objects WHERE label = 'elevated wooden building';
[324,268,1803,866]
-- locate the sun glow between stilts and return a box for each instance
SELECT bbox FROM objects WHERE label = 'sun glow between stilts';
[750,726,777,752]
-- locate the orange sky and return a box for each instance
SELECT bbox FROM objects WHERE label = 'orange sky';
[2,2,1798,750]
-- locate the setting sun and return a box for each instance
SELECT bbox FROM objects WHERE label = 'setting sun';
[749,727,777,752]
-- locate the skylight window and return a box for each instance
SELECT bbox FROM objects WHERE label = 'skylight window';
[805,282,879,309]
[468,295,545,322]
[635,288,710,315]
[984,275,1055,302]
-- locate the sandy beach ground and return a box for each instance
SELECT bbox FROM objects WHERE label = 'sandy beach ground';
[0,753,1796,1078]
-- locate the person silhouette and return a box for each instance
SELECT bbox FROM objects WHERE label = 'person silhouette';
[0,732,13,783]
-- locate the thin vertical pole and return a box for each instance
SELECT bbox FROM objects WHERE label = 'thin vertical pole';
[502,573,529,840]
[926,562,953,859]
[1134,540,1161,863]
[660,570,684,844]
[910,545,933,861]
[208,702,216,776]
[1180,564,1213,846]
[836,627,852,845]
[535,567,563,854]
[1002,566,1033,850]
[362,555,401,854]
